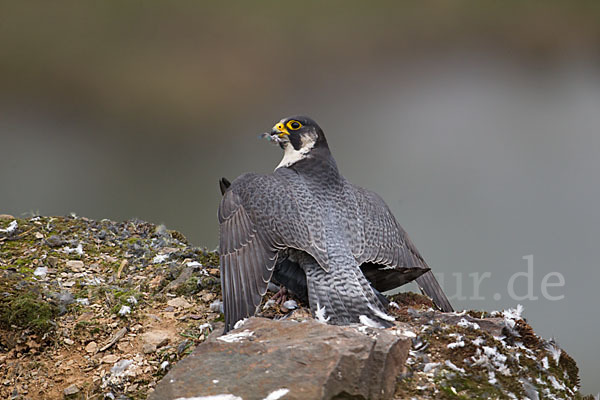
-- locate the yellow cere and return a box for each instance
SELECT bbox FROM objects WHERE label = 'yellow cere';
[275,122,290,137]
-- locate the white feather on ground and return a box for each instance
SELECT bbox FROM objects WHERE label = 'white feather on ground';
[315,303,330,323]
[359,315,385,329]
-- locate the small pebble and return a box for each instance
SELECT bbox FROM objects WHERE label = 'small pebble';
[281,300,298,312]
[46,235,65,248]
[66,260,84,271]
[85,341,97,353]
[167,297,192,309]
[63,384,79,396]
[142,343,157,354]
[101,354,119,364]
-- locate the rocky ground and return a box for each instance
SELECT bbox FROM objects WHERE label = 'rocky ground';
[0,215,593,400]
[0,214,223,399]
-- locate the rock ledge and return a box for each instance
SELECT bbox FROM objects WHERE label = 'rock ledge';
[150,317,413,400]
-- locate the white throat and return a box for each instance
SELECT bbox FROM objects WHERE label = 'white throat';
[275,133,317,170]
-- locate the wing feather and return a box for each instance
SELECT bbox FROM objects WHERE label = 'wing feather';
[353,185,427,271]
[219,172,331,332]
[219,185,279,332]
[352,184,453,311]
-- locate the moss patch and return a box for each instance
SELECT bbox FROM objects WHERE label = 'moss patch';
[0,292,58,334]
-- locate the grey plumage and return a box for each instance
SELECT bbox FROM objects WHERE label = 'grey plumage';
[219,116,452,332]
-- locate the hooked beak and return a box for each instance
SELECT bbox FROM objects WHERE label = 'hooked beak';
[271,122,290,138]
[260,122,290,144]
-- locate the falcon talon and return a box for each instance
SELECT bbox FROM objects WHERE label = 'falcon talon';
[219,116,453,333]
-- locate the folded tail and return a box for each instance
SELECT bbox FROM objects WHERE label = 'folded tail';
[219,177,231,195]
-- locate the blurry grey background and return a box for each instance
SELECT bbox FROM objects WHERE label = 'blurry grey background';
[1,2,599,394]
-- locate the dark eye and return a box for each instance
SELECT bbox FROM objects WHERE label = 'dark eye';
[287,120,302,130]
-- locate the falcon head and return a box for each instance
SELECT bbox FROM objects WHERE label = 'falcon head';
[264,116,329,169]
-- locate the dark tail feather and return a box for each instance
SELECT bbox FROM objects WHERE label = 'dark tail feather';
[219,177,231,195]
[372,287,390,308]
[415,270,453,312]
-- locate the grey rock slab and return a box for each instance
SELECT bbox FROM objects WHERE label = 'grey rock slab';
[150,317,411,400]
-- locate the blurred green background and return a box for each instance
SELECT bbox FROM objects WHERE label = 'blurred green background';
[1,1,599,394]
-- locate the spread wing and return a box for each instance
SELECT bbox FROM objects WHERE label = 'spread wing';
[219,186,278,332]
[352,185,453,312]
[218,172,329,332]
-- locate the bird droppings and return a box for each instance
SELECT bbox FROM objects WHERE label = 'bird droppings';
[217,329,254,343]
[389,296,589,399]
[447,340,465,349]
[198,322,212,331]
[118,305,131,315]
[0,220,18,234]
[393,327,417,338]
[445,360,466,373]
[233,318,248,330]
[542,356,550,369]
[457,317,480,330]
[152,253,170,264]
[186,261,203,267]
[488,370,498,384]
[263,388,290,400]
[62,243,84,256]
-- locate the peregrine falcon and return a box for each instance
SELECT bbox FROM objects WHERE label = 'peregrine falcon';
[219,116,453,332]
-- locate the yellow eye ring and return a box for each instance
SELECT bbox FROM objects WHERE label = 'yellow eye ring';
[286,120,302,130]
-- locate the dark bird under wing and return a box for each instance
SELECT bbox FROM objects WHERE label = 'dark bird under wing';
[219,116,452,332]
